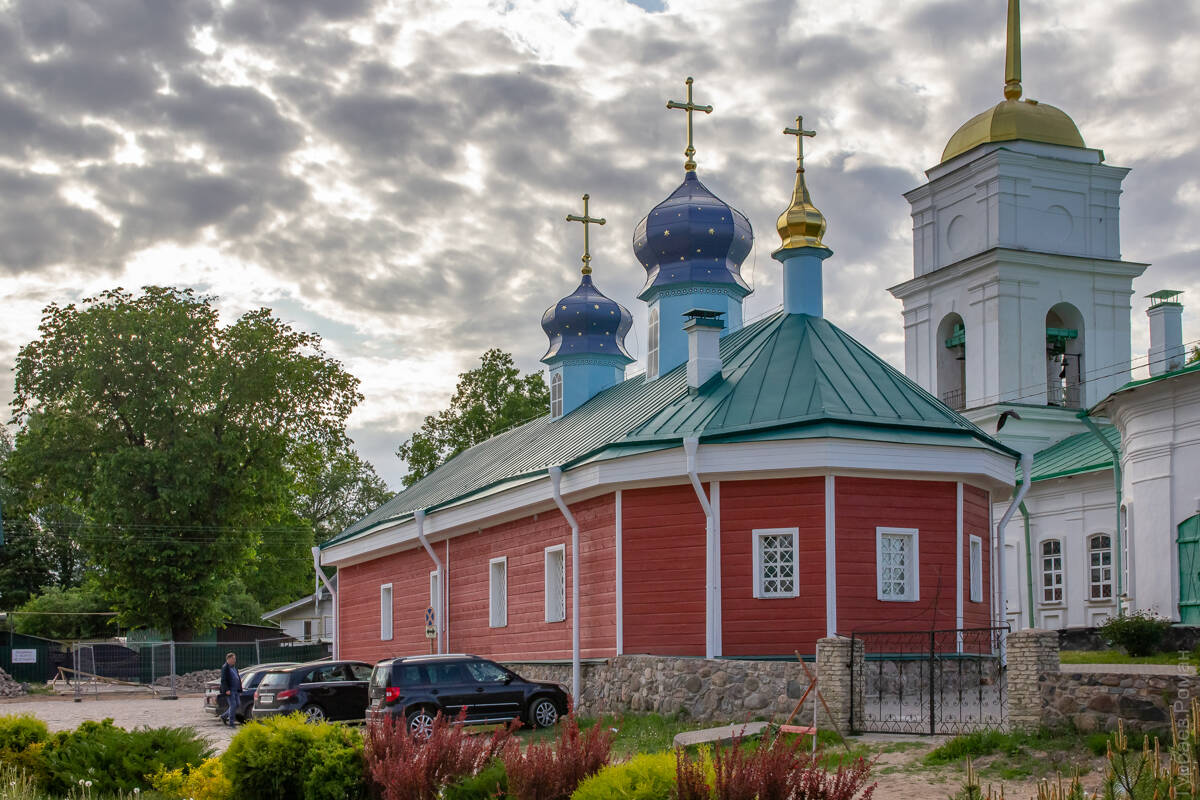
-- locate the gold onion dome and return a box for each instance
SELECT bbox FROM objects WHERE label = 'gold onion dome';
[775,115,827,252]
[940,0,1085,164]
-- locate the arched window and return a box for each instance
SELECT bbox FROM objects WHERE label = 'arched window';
[1040,540,1063,603]
[1088,534,1113,601]
[550,372,563,419]
[1046,303,1085,408]
[647,306,660,379]
[937,312,966,410]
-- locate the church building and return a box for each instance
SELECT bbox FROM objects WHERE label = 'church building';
[319,73,1019,685]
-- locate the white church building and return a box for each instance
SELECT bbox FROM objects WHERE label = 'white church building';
[889,0,1200,632]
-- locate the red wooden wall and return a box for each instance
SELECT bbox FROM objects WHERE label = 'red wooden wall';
[962,484,992,629]
[719,477,826,656]
[621,485,707,656]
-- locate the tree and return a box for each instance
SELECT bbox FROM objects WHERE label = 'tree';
[8,287,363,639]
[1190,345,1199,365]
[396,349,549,487]
[12,581,115,640]
[292,438,392,540]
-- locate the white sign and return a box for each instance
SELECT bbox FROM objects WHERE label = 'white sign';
[11,649,36,664]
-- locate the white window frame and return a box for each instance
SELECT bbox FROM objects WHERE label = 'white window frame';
[876,527,919,602]
[1088,533,1113,602]
[544,544,566,622]
[489,557,508,628]
[1040,539,1064,604]
[380,583,393,641]
[550,372,563,419]
[647,306,660,378]
[752,528,800,599]
[322,615,333,638]
[969,535,983,604]
[429,570,440,627]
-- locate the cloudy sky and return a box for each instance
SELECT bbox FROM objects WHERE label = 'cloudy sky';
[0,0,1197,488]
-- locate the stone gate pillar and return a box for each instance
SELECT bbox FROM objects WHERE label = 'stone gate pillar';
[1007,629,1059,731]
[816,636,863,735]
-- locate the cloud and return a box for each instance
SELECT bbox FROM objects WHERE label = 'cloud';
[0,0,1197,489]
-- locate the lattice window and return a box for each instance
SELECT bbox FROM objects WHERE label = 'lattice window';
[1041,539,1063,603]
[489,557,508,628]
[550,372,563,418]
[753,529,798,598]
[969,535,983,603]
[545,545,566,622]
[380,583,393,641]
[876,528,919,602]
[647,306,660,378]
[1089,534,1113,601]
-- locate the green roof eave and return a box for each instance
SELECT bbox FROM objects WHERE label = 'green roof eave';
[1026,425,1119,483]
[1090,360,1200,415]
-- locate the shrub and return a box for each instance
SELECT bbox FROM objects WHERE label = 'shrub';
[571,751,676,800]
[364,710,514,800]
[152,757,232,800]
[0,715,49,754]
[443,760,508,800]
[501,714,614,800]
[1100,610,1171,657]
[676,734,877,800]
[222,714,365,800]
[39,719,211,796]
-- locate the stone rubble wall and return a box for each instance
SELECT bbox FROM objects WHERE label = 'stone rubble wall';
[1039,671,1189,735]
[505,654,829,726]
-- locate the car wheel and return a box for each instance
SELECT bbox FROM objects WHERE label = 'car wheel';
[407,707,437,739]
[302,704,327,724]
[530,697,559,728]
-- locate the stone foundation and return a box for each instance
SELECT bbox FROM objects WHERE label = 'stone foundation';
[1040,671,1190,735]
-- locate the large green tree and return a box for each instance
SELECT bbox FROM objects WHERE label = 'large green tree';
[8,287,363,639]
[396,349,549,487]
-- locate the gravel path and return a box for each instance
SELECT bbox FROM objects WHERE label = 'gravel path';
[0,693,238,752]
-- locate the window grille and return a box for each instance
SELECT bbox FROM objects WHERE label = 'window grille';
[380,583,393,641]
[1041,540,1063,603]
[969,535,983,603]
[550,372,563,418]
[545,545,566,622]
[753,529,798,598]
[1088,534,1113,600]
[647,306,660,378]
[489,557,508,628]
[876,528,919,602]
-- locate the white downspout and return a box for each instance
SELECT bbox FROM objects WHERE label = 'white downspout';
[415,509,446,655]
[549,467,581,702]
[996,452,1033,658]
[312,547,338,659]
[683,437,718,659]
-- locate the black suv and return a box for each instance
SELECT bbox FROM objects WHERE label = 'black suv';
[252,660,372,723]
[367,654,569,737]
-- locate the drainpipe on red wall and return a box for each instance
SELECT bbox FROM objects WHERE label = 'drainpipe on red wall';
[996,452,1032,659]
[312,546,338,660]
[683,436,719,659]
[415,509,446,655]
[548,467,581,703]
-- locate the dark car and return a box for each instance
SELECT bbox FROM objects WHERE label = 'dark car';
[366,654,569,737]
[252,660,372,723]
[203,662,298,722]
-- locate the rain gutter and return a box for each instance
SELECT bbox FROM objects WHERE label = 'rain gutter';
[1020,502,1034,629]
[548,467,581,702]
[683,436,720,658]
[996,452,1032,658]
[1078,411,1123,614]
[415,509,446,654]
[311,547,338,659]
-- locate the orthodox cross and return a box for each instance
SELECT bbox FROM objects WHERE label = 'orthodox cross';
[783,116,817,172]
[566,194,606,275]
[666,77,713,172]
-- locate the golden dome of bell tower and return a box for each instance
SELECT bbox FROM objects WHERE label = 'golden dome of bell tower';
[941,0,1085,163]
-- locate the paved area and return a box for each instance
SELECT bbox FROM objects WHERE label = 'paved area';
[0,693,238,752]
[1061,663,1197,675]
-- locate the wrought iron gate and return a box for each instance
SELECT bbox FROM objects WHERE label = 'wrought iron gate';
[850,627,1008,735]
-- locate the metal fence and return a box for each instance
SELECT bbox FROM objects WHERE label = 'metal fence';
[1,634,328,690]
[850,627,1008,735]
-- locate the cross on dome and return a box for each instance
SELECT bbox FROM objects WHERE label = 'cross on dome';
[565,194,606,275]
[666,77,713,172]
[783,116,817,173]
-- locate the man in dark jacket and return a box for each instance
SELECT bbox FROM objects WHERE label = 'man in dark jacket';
[219,652,242,727]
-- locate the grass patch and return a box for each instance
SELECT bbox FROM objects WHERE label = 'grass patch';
[924,727,1106,782]
[1059,649,1196,666]
[511,713,710,758]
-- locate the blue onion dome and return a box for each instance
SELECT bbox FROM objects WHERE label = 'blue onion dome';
[632,171,753,301]
[541,274,635,364]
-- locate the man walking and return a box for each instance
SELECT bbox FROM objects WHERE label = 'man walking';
[219,652,242,727]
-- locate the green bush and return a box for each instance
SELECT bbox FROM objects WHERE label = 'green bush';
[571,752,676,800]
[152,757,233,800]
[1100,611,1171,657]
[222,714,365,800]
[40,719,211,795]
[443,760,507,800]
[0,715,49,755]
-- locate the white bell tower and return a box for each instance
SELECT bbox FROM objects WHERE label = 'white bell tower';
[888,0,1147,452]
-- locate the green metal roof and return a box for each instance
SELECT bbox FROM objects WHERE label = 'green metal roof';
[1028,426,1118,483]
[323,310,1016,550]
